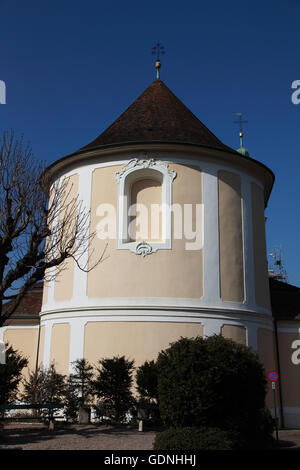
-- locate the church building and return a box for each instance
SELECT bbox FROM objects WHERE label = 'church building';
[1,72,300,428]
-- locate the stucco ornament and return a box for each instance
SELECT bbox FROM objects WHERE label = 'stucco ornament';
[115,156,176,255]
[115,157,177,183]
[135,241,153,257]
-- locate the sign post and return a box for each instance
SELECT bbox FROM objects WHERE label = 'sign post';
[268,371,279,443]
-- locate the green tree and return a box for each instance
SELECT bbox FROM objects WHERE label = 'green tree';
[156,335,275,449]
[0,344,28,407]
[69,359,94,408]
[136,360,158,402]
[42,363,66,420]
[64,359,95,422]
[43,364,66,403]
[64,378,80,423]
[21,366,46,405]
[136,360,161,424]
[93,356,135,423]
[20,366,46,418]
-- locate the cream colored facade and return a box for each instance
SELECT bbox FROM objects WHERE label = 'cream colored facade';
[3,327,39,380]
[35,145,275,382]
[6,79,300,428]
[0,144,281,421]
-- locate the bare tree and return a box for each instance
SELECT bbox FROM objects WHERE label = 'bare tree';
[0,130,104,326]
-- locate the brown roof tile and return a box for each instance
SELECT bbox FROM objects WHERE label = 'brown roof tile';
[3,283,43,317]
[80,80,234,152]
[269,278,300,320]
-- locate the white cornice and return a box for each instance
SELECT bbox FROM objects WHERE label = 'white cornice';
[46,144,273,204]
[39,305,273,325]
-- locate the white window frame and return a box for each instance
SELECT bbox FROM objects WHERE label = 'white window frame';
[115,158,177,256]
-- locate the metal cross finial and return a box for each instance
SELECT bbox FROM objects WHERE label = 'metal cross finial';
[233,112,248,147]
[152,42,165,80]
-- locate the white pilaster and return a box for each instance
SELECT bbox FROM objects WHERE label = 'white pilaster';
[42,321,53,369]
[241,176,256,310]
[201,164,220,303]
[0,326,5,342]
[246,322,258,351]
[43,177,63,311]
[68,318,87,374]
[72,166,92,305]
[202,319,223,337]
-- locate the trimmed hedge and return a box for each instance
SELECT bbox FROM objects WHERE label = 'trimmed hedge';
[153,427,236,450]
[156,335,275,449]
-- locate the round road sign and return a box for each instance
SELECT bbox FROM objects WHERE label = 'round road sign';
[268,371,278,382]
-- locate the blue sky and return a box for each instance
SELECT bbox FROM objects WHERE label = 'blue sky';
[0,0,299,285]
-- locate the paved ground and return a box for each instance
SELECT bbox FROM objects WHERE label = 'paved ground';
[276,430,300,450]
[0,423,157,450]
[1,424,300,450]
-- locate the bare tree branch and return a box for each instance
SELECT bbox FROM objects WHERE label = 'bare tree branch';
[0,130,103,326]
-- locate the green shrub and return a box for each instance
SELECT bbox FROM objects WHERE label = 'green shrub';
[136,360,158,401]
[233,407,275,450]
[136,360,161,425]
[64,379,80,423]
[68,359,94,408]
[93,356,136,423]
[0,344,28,407]
[153,426,236,450]
[21,366,46,407]
[64,359,95,422]
[41,364,66,420]
[156,335,275,449]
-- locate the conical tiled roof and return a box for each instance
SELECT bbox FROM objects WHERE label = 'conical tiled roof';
[80,80,234,152]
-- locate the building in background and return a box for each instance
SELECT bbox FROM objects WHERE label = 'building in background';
[1,78,299,427]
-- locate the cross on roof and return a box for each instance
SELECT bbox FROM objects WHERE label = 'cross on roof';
[152,42,165,61]
[152,42,165,79]
[233,112,248,135]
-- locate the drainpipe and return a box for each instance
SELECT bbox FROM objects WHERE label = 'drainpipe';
[35,320,41,374]
[273,318,285,428]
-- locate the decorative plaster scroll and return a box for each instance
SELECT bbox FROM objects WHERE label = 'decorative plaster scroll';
[115,156,175,255]
[115,158,177,183]
[135,241,155,257]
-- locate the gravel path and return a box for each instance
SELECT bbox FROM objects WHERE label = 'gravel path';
[0,423,157,450]
[3,424,300,451]
[276,430,300,450]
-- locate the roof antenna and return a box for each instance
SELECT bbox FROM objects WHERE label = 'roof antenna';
[233,112,250,157]
[269,246,288,283]
[152,42,165,80]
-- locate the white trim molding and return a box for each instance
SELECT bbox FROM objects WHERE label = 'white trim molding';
[41,152,272,317]
[115,156,177,255]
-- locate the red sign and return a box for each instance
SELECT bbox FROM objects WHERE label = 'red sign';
[268,371,278,382]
